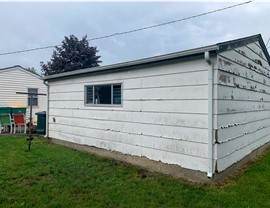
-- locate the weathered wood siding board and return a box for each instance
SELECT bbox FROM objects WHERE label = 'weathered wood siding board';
[0,67,47,121]
[49,129,143,155]
[217,134,270,172]
[215,85,270,102]
[49,70,209,93]
[216,41,270,172]
[139,145,208,172]
[48,59,209,172]
[48,60,209,86]
[124,85,208,100]
[50,129,208,172]
[49,85,208,101]
[218,54,270,83]
[217,117,270,143]
[245,41,268,61]
[216,100,270,115]
[49,99,208,114]
[48,116,208,144]
[215,71,270,97]
[214,110,270,130]
[234,45,269,70]
[49,108,208,129]
[217,125,270,159]
[49,122,208,158]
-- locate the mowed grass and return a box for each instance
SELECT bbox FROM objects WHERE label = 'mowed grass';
[1,136,270,208]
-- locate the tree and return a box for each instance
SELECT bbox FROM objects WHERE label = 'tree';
[26,67,40,76]
[40,35,101,76]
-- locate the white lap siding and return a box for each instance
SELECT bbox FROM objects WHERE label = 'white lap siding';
[215,41,270,172]
[48,59,209,172]
[0,67,47,122]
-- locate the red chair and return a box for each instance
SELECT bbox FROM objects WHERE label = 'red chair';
[13,114,26,134]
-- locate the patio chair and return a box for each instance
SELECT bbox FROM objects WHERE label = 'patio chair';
[0,114,13,134]
[13,114,26,134]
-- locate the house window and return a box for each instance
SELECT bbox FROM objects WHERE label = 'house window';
[85,84,122,105]
[28,88,38,106]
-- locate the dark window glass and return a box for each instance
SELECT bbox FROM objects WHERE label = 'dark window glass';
[86,86,93,104]
[28,98,38,106]
[28,88,38,106]
[94,85,111,104]
[113,84,121,104]
[85,84,122,105]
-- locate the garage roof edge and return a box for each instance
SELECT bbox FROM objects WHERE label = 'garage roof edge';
[43,44,218,81]
[43,34,269,81]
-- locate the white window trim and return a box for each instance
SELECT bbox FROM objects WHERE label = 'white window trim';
[27,87,39,107]
[84,83,123,107]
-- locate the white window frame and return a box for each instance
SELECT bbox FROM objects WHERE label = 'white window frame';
[84,83,123,107]
[27,88,39,107]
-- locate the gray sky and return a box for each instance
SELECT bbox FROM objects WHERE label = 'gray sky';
[0,1,269,74]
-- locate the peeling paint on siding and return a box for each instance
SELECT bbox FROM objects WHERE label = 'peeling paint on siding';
[216,40,270,172]
[48,60,210,173]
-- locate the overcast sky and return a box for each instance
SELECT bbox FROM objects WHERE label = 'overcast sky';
[0,1,269,74]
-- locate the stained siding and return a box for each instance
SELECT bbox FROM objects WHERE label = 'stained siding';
[0,67,47,122]
[48,59,209,172]
[215,41,270,172]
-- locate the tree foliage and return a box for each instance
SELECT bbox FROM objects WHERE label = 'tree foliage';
[40,35,101,76]
[26,67,40,76]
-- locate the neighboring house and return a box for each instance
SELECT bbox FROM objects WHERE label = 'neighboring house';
[44,34,270,182]
[0,65,47,122]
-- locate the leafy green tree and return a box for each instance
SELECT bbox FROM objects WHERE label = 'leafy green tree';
[41,35,101,76]
[26,67,40,76]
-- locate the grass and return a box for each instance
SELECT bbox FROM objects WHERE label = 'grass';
[1,136,270,208]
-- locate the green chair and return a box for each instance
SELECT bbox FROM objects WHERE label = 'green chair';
[0,114,13,134]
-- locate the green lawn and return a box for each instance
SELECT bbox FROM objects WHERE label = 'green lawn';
[1,136,270,208]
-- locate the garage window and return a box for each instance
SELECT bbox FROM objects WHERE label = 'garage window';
[85,84,122,105]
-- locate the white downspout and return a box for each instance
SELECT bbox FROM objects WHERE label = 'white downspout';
[44,81,49,138]
[205,51,214,178]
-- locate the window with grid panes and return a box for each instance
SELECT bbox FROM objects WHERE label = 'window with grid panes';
[85,84,122,105]
[28,88,38,106]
